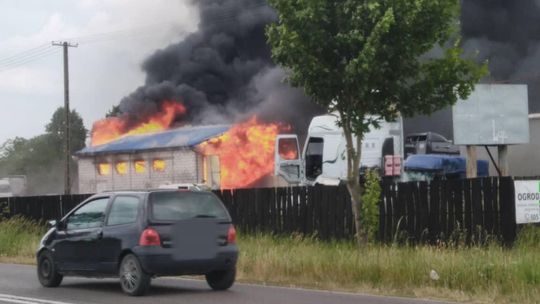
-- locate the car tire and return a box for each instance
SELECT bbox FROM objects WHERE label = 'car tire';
[119,254,151,296]
[205,267,236,291]
[37,250,63,287]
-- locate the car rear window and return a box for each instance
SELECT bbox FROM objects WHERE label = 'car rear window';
[149,191,229,221]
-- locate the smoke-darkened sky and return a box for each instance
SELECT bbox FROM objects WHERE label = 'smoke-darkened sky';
[118,0,540,136]
[462,0,540,113]
[2,1,540,145]
[117,0,321,132]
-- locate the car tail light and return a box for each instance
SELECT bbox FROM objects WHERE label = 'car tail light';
[139,228,161,246]
[227,225,236,244]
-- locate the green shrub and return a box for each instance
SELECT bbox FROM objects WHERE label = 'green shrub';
[361,169,381,242]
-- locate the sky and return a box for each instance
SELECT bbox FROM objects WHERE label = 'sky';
[0,0,199,145]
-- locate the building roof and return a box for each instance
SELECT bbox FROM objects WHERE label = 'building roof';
[76,125,230,156]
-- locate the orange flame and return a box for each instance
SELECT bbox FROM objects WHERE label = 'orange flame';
[278,138,299,160]
[91,100,186,146]
[198,116,291,189]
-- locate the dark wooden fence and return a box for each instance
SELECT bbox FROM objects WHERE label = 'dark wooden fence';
[0,194,92,221]
[379,177,516,245]
[0,177,519,244]
[216,185,355,240]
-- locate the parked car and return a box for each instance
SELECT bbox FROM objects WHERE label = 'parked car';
[36,189,238,296]
[404,132,459,158]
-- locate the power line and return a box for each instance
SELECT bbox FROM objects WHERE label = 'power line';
[0,47,55,66]
[0,2,272,72]
[0,43,50,65]
[0,48,60,72]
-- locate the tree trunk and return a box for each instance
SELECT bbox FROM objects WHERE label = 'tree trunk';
[347,180,366,247]
[340,113,366,247]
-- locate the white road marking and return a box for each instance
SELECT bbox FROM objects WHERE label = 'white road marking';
[0,293,74,304]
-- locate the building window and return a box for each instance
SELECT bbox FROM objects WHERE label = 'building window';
[115,161,127,175]
[97,163,111,175]
[153,159,166,172]
[134,160,146,174]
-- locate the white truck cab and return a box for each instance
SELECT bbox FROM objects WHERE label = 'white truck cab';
[274,113,403,186]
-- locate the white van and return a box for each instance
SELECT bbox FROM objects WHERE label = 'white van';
[274,113,403,186]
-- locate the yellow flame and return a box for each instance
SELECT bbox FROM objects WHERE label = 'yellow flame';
[115,162,127,175]
[134,160,146,174]
[98,163,110,175]
[153,159,166,172]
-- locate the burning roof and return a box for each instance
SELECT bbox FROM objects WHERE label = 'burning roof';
[77,125,229,156]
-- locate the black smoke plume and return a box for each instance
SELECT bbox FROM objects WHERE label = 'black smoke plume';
[115,0,321,131]
[462,0,540,113]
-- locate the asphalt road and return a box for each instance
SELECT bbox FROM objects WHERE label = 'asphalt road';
[0,264,455,304]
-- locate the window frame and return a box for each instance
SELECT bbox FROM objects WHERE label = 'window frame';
[105,195,141,227]
[64,196,111,231]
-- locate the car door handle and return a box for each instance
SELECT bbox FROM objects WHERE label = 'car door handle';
[95,231,103,240]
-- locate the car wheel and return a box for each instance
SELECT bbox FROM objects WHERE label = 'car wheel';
[119,254,151,296]
[37,250,63,287]
[205,267,236,291]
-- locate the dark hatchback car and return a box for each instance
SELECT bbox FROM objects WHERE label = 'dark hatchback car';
[36,189,238,296]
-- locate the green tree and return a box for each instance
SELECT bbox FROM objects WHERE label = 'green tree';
[106,105,122,118]
[0,107,88,194]
[45,107,88,154]
[267,0,487,245]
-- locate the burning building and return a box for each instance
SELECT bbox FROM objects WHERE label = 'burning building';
[73,0,320,193]
[76,125,228,193]
[76,102,290,193]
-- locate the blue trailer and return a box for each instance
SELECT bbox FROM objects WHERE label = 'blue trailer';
[402,154,489,182]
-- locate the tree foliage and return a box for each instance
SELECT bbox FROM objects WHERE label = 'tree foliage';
[105,105,122,118]
[45,107,87,154]
[0,107,87,194]
[267,0,487,244]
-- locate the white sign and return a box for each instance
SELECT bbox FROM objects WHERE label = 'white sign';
[514,180,540,224]
[453,84,529,145]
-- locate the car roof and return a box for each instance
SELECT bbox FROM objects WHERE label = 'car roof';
[99,189,213,195]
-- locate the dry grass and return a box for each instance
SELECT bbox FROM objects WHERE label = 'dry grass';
[1,217,539,303]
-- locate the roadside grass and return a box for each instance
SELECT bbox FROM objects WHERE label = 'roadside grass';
[236,228,540,304]
[1,217,538,303]
[0,216,44,265]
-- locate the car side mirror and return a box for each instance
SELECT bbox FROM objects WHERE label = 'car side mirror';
[48,220,64,230]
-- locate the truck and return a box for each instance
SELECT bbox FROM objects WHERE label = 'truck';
[0,176,27,197]
[274,113,404,186]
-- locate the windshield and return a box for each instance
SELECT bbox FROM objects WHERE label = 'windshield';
[149,191,230,221]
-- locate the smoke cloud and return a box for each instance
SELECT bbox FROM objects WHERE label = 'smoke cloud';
[115,0,321,132]
[462,0,540,113]
[114,0,540,139]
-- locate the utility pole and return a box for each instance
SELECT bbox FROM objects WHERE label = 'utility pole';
[52,41,78,195]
